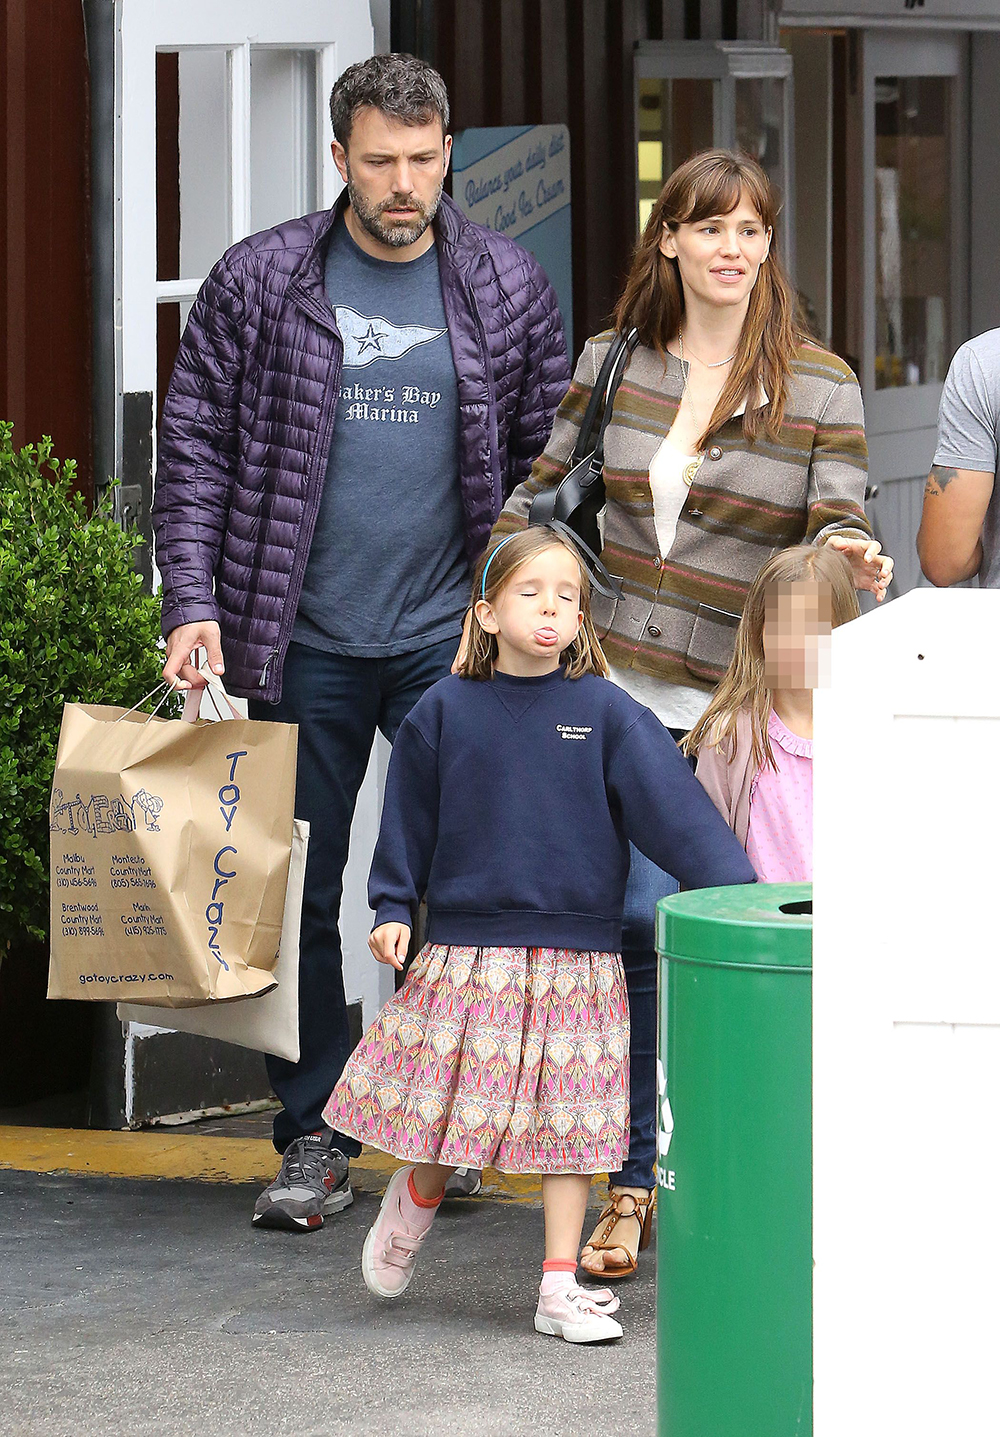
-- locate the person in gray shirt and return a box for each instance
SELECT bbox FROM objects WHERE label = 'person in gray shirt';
[919,328,1000,586]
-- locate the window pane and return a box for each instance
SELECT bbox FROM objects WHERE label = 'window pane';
[874,75,952,390]
[250,49,319,233]
[180,51,233,277]
[637,78,714,230]
[156,53,181,283]
[735,77,785,198]
[156,49,233,283]
[783,29,833,346]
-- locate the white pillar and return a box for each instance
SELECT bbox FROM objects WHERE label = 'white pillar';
[813,588,1000,1435]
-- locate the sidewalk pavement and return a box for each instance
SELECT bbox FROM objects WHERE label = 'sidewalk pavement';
[0,1130,656,1437]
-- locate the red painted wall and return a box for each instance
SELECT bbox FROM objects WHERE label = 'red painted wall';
[0,0,92,500]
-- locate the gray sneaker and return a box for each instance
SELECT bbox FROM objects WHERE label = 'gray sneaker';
[443,1166,483,1199]
[251,1135,353,1232]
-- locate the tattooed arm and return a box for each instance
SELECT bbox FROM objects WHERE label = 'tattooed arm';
[917,464,994,586]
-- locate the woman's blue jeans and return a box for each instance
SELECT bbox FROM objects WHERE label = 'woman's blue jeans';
[611,846,678,1190]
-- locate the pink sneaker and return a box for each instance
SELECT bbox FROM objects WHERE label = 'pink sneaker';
[361,1166,433,1299]
[534,1283,623,1344]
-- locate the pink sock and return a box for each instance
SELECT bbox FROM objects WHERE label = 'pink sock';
[398,1170,443,1236]
[540,1258,577,1297]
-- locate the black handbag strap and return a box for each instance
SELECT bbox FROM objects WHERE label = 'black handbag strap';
[572,328,639,466]
[545,518,623,601]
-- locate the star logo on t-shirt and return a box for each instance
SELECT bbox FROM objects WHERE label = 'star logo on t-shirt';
[357,323,386,356]
[335,305,447,369]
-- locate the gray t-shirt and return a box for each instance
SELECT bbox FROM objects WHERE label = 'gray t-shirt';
[293,218,468,657]
[933,328,1000,587]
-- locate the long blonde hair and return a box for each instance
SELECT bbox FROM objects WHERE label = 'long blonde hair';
[460,527,610,681]
[683,546,859,771]
[613,148,808,451]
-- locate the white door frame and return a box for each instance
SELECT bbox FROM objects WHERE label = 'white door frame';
[117,0,372,421]
[113,0,383,1123]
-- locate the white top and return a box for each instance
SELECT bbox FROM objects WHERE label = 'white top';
[648,439,700,558]
[610,663,711,732]
[609,438,713,734]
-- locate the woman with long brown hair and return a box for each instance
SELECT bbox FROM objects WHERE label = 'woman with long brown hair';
[487,148,893,1279]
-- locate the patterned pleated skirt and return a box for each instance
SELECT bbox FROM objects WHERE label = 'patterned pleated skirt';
[323,942,630,1176]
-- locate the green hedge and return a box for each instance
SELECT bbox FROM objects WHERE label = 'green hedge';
[0,424,168,943]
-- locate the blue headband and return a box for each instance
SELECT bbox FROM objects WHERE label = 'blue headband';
[480,532,520,599]
[479,523,624,603]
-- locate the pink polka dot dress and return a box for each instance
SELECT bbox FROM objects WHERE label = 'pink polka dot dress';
[745,709,812,883]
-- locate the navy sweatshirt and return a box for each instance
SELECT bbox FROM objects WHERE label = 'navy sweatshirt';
[369,668,756,952]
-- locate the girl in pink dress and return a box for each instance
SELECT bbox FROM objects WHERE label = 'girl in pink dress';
[324,526,754,1344]
[685,545,860,881]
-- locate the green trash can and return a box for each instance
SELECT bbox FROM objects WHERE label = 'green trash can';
[655,882,812,1437]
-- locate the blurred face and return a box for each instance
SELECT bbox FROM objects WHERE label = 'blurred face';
[762,582,832,690]
[476,545,584,671]
[659,192,772,311]
[333,106,451,248]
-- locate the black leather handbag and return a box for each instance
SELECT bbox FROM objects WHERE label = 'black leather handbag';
[529,328,638,591]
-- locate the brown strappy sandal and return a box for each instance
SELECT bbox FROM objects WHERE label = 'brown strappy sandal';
[579,1187,655,1280]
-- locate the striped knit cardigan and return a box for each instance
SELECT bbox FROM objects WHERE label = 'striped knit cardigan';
[493,331,871,690]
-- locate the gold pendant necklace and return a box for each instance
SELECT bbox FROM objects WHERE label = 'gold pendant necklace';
[677,331,731,488]
[678,333,706,486]
[682,456,704,487]
[677,331,702,433]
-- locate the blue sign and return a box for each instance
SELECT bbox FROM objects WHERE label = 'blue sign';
[452,125,573,355]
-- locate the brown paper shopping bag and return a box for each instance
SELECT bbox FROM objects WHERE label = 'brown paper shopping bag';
[47,678,297,1006]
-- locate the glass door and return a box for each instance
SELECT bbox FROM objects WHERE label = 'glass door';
[862,32,968,484]
[634,41,795,266]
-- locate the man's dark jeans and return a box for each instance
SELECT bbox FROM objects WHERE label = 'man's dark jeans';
[249,637,457,1156]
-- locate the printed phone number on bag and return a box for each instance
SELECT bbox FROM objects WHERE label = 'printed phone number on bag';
[61,902,104,936]
[55,861,98,889]
[109,854,157,889]
[120,902,167,938]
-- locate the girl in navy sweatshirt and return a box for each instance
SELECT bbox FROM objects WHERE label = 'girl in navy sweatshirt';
[324,526,754,1344]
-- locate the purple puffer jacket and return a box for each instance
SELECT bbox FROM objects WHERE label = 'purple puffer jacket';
[152,191,570,701]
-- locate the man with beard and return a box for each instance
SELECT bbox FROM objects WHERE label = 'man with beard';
[153,53,569,1230]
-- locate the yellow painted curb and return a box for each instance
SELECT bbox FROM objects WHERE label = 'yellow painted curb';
[0,1126,277,1184]
[0,1126,546,1201]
